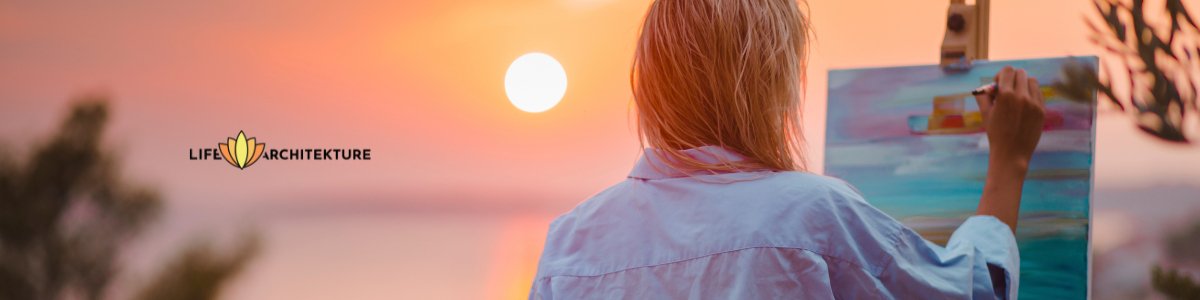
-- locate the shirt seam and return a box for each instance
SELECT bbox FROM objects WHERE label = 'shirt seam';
[542,245,880,279]
[875,225,906,276]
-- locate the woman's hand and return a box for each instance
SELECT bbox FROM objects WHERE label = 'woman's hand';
[975,66,1046,171]
[972,66,1045,233]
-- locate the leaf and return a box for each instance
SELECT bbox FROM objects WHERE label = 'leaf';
[133,234,261,300]
[1151,265,1200,299]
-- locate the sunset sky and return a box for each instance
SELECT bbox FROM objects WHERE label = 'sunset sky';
[1,0,1198,299]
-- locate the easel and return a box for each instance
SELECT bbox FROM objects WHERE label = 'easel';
[923,0,992,135]
[940,0,990,71]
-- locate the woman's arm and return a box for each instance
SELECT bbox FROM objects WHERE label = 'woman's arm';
[973,66,1046,233]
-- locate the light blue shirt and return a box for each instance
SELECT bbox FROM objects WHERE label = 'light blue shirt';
[531,146,1019,299]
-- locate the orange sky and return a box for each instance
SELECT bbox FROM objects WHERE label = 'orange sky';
[1,0,1197,212]
[1,0,1198,299]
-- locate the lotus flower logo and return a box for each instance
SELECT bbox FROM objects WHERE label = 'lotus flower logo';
[218,131,265,169]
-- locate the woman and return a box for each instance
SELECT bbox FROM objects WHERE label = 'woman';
[530,0,1045,299]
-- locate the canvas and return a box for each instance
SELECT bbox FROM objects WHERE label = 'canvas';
[825,57,1095,299]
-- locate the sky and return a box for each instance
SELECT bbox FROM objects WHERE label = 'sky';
[1,0,1198,299]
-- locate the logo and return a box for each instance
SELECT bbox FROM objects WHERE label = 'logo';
[219,131,265,169]
[189,130,371,170]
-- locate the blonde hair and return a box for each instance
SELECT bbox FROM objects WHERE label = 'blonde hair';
[632,0,812,174]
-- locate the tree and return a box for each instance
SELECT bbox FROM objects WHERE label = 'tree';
[0,95,258,300]
[1081,0,1200,143]
[1152,218,1200,300]
[1072,1,1200,297]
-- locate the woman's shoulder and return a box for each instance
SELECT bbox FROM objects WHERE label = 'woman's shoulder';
[754,171,908,241]
[550,170,895,240]
[537,171,909,278]
[756,171,866,202]
[551,171,872,229]
[766,170,854,187]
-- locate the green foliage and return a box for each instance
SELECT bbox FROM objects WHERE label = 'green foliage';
[1152,265,1200,300]
[0,96,258,300]
[1085,0,1200,143]
[1164,219,1200,265]
[133,235,260,300]
[1150,217,1200,300]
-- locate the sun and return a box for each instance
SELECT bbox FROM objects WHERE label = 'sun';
[504,52,567,113]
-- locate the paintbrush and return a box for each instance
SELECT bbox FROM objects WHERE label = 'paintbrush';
[968,60,1097,104]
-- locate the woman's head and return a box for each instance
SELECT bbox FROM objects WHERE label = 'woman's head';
[632,0,811,173]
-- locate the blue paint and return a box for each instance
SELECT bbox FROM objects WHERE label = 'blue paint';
[825,57,1096,300]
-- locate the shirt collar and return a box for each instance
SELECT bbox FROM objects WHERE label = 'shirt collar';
[628,145,758,180]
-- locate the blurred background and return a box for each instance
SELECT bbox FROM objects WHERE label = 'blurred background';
[0,0,1197,299]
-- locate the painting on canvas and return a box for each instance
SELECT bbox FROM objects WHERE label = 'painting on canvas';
[825,57,1095,299]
